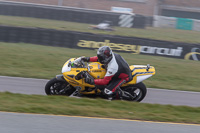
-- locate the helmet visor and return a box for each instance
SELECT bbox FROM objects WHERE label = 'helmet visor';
[97,54,105,64]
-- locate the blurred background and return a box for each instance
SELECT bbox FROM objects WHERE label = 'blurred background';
[1,0,200,29]
[0,0,200,91]
[3,0,200,18]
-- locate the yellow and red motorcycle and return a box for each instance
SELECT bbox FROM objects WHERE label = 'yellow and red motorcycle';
[45,57,155,102]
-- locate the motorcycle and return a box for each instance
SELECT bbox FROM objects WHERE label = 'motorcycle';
[45,57,155,102]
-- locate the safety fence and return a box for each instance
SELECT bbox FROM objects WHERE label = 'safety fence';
[154,15,200,31]
[0,1,146,28]
[0,25,200,61]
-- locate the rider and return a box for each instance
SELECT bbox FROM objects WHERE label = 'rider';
[81,46,132,100]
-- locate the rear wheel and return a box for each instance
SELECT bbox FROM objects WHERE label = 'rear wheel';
[121,82,147,102]
[45,78,75,96]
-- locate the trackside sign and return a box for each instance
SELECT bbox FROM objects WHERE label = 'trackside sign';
[77,40,183,57]
[0,25,199,61]
[76,39,200,61]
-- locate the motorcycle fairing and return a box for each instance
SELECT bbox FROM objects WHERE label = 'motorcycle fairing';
[61,58,155,94]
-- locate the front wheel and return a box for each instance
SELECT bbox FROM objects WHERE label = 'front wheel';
[45,77,75,96]
[121,82,147,102]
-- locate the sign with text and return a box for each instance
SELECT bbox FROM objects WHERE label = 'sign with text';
[111,7,133,13]
[0,25,199,61]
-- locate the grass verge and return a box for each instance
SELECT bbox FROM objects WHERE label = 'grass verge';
[1,92,200,124]
[1,15,200,43]
[0,42,200,91]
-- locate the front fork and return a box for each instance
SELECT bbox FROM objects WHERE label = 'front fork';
[56,74,65,82]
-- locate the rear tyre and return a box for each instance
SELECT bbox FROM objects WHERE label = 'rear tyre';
[45,77,75,96]
[121,82,147,102]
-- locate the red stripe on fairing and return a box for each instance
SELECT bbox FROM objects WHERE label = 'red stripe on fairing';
[94,75,113,85]
[112,79,125,92]
[89,56,98,62]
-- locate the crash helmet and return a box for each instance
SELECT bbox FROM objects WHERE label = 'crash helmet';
[97,46,113,64]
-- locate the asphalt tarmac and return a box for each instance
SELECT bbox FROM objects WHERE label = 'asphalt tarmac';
[1,76,200,133]
[0,112,200,133]
[0,76,200,107]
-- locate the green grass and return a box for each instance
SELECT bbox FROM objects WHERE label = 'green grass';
[1,15,200,43]
[1,92,200,124]
[0,42,200,92]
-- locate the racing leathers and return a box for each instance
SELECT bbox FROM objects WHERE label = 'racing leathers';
[87,53,132,98]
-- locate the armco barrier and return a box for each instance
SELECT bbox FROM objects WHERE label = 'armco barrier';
[193,20,200,32]
[154,15,200,31]
[0,25,200,61]
[0,1,145,28]
[154,15,176,28]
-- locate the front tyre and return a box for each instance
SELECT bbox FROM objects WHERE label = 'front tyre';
[45,77,75,95]
[121,82,147,102]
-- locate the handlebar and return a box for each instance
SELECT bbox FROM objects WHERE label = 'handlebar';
[73,57,86,68]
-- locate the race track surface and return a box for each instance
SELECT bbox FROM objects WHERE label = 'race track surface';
[0,76,200,107]
[1,76,200,133]
[0,112,200,133]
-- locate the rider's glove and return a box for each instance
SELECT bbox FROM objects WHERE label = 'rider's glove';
[85,77,94,85]
[81,56,90,62]
[83,72,95,85]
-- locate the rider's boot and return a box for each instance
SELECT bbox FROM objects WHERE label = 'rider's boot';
[104,88,117,101]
